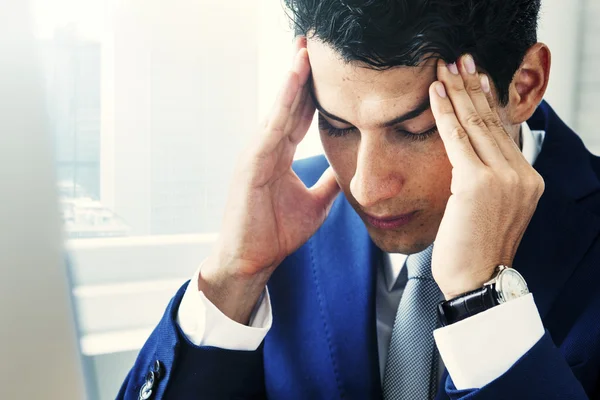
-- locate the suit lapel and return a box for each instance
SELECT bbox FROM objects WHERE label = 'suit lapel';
[512,188,600,319]
[310,195,382,399]
[514,102,600,320]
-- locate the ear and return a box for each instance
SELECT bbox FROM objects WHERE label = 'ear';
[506,43,551,124]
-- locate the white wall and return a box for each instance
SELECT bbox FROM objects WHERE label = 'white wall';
[537,0,583,130]
[574,0,600,154]
[258,0,324,160]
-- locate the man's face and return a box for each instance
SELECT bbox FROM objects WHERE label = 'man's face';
[308,39,453,255]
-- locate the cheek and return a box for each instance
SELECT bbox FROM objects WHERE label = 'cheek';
[420,140,453,205]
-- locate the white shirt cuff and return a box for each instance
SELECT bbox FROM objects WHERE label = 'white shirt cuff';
[434,293,544,390]
[176,265,272,350]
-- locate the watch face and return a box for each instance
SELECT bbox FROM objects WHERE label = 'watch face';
[497,268,529,303]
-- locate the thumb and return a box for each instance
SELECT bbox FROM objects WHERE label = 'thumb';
[309,167,341,214]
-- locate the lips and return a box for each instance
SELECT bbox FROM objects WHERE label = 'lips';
[363,211,417,230]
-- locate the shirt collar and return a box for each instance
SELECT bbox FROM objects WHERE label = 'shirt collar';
[383,252,408,291]
[522,121,540,165]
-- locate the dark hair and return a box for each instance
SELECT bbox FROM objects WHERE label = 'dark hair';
[284,0,541,106]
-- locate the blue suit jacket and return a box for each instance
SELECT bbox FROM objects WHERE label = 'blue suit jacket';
[118,102,600,399]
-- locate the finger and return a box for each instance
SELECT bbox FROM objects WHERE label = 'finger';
[285,78,309,131]
[261,50,310,152]
[478,74,528,165]
[281,48,312,135]
[429,81,482,170]
[309,166,341,213]
[289,89,316,144]
[294,48,311,87]
[457,55,525,164]
[283,85,313,144]
[437,59,507,167]
[284,48,311,122]
[264,71,299,143]
[286,52,316,143]
[457,56,497,130]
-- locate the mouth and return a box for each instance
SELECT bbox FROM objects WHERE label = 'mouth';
[363,211,417,230]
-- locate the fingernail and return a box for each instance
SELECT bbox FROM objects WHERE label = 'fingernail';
[480,75,491,93]
[447,62,459,75]
[464,55,476,75]
[435,82,447,98]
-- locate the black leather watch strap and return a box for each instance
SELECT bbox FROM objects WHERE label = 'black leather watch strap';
[437,285,499,327]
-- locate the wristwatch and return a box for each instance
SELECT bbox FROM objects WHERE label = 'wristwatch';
[437,265,529,327]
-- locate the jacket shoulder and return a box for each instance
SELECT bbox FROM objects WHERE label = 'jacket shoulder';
[579,153,600,213]
[589,153,600,184]
[292,155,329,187]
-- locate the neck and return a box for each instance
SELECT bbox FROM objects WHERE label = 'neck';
[506,123,522,151]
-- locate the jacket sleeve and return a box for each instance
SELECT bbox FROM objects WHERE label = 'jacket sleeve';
[117,281,266,400]
[444,332,590,400]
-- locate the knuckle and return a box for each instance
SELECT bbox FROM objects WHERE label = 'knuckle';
[476,169,495,186]
[443,78,465,94]
[451,81,467,93]
[267,122,285,135]
[537,173,546,188]
[439,106,456,117]
[468,82,484,96]
[449,125,467,140]
[502,170,520,187]
[537,178,546,197]
[529,173,546,197]
[464,112,486,129]
[488,116,504,130]
[481,111,498,127]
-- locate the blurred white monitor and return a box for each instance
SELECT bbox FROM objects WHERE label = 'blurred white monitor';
[0,1,88,399]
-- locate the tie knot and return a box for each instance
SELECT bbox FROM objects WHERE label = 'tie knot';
[405,245,434,280]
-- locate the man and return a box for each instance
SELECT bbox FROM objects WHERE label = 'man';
[119,0,600,399]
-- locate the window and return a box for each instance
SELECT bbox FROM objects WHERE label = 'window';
[32,1,324,398]
[576,0,600,153]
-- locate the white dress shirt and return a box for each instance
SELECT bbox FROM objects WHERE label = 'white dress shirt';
[177,122,547,390]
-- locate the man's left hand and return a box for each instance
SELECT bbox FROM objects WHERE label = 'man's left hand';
[429,55,545,300]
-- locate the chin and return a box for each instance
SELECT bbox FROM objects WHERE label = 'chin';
[367,228,434,255]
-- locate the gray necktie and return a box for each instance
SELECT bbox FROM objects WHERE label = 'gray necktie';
[383,245,441,400]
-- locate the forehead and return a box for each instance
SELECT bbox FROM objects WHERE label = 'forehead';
[307,39,437,126]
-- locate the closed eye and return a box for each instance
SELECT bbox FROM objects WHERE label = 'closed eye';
[318,114,437,142]
[394,126,438,142]
[318,115,356,137]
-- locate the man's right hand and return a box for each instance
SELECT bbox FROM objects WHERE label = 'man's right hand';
[198,39,341,324]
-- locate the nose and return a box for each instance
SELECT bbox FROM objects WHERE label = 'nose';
[349,137,404,208]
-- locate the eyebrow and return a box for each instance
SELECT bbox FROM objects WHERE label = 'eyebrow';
[310,90,431,128]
